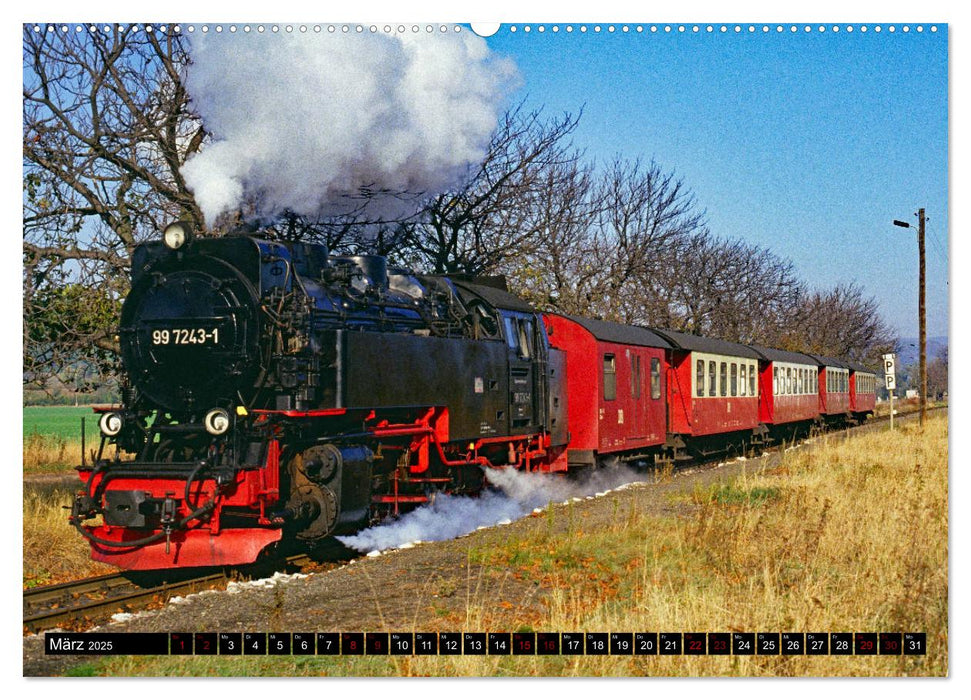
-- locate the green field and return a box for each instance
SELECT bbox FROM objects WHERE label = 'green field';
[23,405,103,442]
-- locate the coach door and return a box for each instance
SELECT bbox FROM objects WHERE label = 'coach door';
[627,349,647,439]
[502,312,539,431]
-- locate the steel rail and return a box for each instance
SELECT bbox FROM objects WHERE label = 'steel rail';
[23,554,315,635]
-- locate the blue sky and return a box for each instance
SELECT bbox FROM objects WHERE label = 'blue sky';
[484,24,948,339]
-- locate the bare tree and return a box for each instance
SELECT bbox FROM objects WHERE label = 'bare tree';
[402,104,584,275]
[926,346,948,400]
[23,25,203,389]
[785,282,897,365]
[651,234,804,343]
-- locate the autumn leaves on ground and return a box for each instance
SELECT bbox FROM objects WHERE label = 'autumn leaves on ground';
[44,412,947,677]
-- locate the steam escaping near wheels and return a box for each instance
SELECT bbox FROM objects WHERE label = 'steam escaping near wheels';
[336,463,644,553]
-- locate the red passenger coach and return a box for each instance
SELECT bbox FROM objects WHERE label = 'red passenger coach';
[544,314,671,468]
[808,355,851,420]
[848,363,877,420]
[750,345,820,438]
[651,328,764,455]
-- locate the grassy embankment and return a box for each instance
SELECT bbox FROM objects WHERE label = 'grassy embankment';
[23,485,117,588]
[23,406,115,586]
[67,412,947,677]
[23,405,100,474]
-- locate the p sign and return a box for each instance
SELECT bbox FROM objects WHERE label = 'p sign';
[883,354,896,377]
[882,353,897,391]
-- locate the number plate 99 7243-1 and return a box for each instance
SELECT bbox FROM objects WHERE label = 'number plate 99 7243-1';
[151,328,220,345]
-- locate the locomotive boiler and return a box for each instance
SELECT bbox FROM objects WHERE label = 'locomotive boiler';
[72,222,570,569]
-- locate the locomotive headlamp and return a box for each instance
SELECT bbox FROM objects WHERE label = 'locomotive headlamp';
[204,407,231,436]
[99,412,123,437]
[162,221,194,251]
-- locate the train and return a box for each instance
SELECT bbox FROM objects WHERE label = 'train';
[70,221,877,570]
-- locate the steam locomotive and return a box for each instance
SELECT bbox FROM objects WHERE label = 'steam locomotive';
[71,221,876,570]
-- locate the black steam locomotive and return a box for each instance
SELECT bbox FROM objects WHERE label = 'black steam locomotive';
[73,221,876,571]
[72,222,569,569]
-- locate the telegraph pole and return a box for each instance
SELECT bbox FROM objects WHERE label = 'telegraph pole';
[893,208,928,428]
[918,207,926,428]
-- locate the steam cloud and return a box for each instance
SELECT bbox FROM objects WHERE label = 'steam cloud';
[182,29,517,224]
[337,463,648,553]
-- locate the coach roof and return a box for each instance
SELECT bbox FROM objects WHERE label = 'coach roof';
[650,328,761,359]
[845,360,877,374]
[748,344,820,366]
[803,353,851,370]
[554,314,673,349]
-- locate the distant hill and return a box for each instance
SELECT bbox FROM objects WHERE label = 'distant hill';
[897,336,948,367]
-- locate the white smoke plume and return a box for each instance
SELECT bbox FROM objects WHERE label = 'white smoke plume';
[181,29,517,224]
[337,463,648,553]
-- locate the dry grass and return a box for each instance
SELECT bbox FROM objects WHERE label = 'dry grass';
[23,433,86,474]
[73,414,948,677]
[23,485,116,588]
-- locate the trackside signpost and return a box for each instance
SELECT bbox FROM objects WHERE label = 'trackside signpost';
[883,353,896,430]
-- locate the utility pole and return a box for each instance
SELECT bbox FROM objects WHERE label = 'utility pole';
[918,207,926,428]
[893,208,928,428]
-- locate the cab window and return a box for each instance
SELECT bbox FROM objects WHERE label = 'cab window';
[504,317,519,352]
[517,319,533,359]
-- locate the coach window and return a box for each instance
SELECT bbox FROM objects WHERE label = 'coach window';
[696,359,705,397]
[720,362,728,397]
[729,363,736,396]
[800,369,806,394]
[603,354,616,401]
[708,361,716,398]
[651,358,661,399]
[632,355,642,399]
[740,364,747,396]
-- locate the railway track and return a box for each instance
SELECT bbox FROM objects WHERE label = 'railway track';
[24,405,944,635]
[22,551,346,635]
